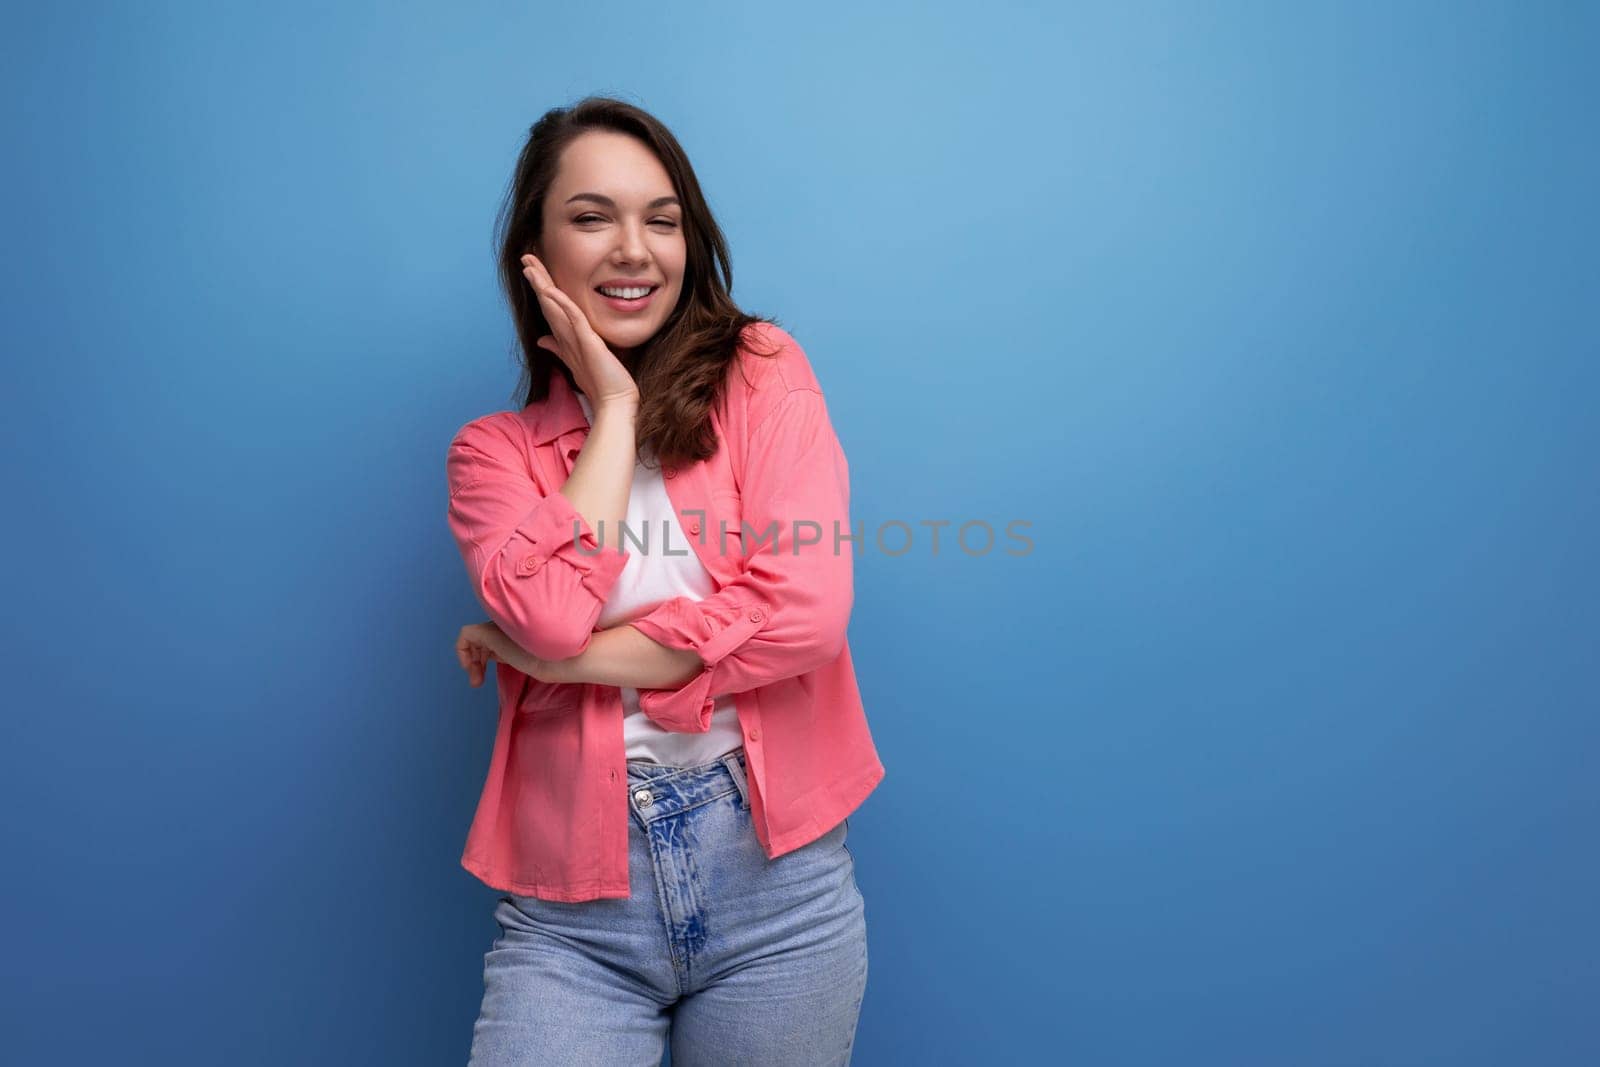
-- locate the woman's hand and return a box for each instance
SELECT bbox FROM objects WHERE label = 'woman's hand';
[456,621,550,686]
[520,253,641,410]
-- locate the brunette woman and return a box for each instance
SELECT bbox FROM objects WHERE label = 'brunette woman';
[448,96,885,1066]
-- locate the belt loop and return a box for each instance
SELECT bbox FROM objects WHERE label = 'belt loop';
[722,751,750,810]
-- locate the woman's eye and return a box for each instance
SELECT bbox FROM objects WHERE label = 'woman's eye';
[573,214,678,228]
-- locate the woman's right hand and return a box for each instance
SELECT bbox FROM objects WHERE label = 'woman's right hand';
[457,621,547,686]
[520,253,641,410]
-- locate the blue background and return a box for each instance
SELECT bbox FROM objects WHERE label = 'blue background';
[3,2,1596,1064]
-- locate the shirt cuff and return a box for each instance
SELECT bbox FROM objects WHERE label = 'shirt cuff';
[629,597,769,732]
[517,489,630,600]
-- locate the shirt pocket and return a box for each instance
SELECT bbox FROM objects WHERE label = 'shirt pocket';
[499,662,580,718]
[520,678,581,716]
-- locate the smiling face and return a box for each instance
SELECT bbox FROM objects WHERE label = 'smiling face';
[532,130,687,369]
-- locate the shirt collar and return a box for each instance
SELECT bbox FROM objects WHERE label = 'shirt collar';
[527,368,591,445]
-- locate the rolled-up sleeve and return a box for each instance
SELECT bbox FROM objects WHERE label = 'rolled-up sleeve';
[446,418,630,662]
[626,386,854,732]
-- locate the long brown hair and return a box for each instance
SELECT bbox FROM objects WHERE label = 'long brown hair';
[494,95,783,470]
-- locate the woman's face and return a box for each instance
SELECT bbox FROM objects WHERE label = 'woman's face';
[533,130,687,368]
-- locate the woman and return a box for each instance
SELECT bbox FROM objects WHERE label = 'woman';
[445,96,887,1066]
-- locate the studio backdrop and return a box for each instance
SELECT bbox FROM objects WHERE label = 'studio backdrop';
[2,2,1595,1064]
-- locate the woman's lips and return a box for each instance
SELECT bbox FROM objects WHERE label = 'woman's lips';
[595,287,657,312]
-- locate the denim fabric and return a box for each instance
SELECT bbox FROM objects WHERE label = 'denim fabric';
[468,749,868,1065]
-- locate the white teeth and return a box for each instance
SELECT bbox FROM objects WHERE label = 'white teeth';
[598,286,653,299]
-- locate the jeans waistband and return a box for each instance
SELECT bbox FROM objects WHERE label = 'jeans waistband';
[625,749,749,823]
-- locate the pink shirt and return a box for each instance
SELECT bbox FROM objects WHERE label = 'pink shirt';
[445,322,887,902]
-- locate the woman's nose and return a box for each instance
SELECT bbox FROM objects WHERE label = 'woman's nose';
[615,221,649,260]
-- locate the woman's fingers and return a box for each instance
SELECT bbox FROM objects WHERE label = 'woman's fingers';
[532,283,582,350]
[537,280,597,342]
[521,254,596,348]
[520,256,566,317]
[526,288,579,367]
[521,255,566,315]
[457,625,498,688]
[522,252,561,294]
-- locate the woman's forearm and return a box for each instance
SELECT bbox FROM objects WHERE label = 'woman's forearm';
[558,400,637,550]
[543,625,705,688]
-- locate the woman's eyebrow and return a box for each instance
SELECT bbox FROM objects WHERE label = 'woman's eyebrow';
[565,193,681,209]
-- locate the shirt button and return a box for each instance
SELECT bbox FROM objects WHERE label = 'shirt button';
[664,467,677,479]
[689,521,701,535]
[517,555,542,575]
[747,729,760,743]
[748,609,762,622]
[633,788,654,806]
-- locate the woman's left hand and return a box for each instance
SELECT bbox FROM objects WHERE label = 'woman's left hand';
[456,621,547,686]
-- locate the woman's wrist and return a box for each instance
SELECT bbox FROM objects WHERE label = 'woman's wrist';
[546,626,704,689]
[534,649,584,685]
[592,396,640,423]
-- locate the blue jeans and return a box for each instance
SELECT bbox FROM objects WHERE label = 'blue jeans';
[467,749,869,1066]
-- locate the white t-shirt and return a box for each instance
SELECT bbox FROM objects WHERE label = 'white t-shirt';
[574,390,743,767]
